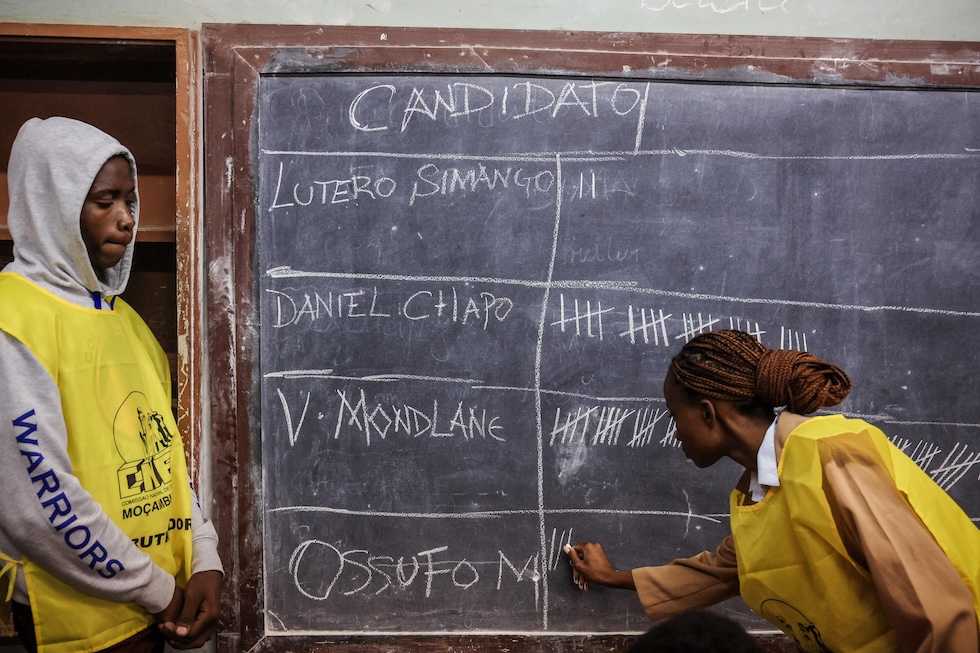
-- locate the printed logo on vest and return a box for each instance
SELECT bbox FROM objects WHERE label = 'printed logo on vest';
[760,599,831,653]
[113,391,175,500]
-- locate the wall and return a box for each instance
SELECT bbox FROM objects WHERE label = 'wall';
[1,0,980,41]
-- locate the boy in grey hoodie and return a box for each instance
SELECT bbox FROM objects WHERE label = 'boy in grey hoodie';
[0,117,222,652]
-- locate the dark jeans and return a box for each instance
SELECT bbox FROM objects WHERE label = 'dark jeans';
[11,603,165,653]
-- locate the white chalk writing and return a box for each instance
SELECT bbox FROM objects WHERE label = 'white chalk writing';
[347,81,646,133]
[333,388,506,445]
[288,539,540,602]
[640,0,790,13]
[266,286,513,331]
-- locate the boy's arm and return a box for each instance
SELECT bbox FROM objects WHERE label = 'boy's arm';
[0,333,175,614]
[188,484,222,576]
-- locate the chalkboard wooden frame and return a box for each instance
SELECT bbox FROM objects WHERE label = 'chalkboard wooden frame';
[201,24,979,653]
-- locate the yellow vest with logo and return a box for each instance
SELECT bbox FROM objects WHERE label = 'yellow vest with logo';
[731,415,980,652]
[0,272,193,653]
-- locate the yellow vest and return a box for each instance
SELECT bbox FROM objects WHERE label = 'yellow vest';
[731,415,980,652]
[0,273,193,653]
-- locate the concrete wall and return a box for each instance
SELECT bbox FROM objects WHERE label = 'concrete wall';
[2,0,979,41]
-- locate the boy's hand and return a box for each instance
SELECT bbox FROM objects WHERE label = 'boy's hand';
[152,584,184,632]
[161,570,224,649]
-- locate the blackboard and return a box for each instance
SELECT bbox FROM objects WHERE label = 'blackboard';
[203,26,980,650]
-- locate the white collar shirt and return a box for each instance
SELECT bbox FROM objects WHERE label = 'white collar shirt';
[749,413,781,502]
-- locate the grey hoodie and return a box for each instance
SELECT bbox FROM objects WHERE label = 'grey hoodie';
[0,117,220,614]
[6,116,135,303]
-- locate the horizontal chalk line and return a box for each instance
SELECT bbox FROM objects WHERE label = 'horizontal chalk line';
[260,371,980,428]
[261,147,980,163]
[268,505,723,523]
[264,267,980,318]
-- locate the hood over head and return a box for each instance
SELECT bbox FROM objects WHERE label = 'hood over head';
[5,116,139,297]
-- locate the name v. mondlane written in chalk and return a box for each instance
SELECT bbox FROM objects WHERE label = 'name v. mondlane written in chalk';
[274,386,508,446]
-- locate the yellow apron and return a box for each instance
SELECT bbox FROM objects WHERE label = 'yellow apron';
[0,273,193,653]
[0,553,14,635]
[731,415,980,652]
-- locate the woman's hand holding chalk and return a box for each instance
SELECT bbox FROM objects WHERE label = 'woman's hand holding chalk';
[564,544,589,591]
[564,542,636,591]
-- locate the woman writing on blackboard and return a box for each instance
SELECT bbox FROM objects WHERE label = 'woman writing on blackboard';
[565,329,980,653]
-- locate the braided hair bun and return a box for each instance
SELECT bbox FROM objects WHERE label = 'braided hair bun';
[669,330,851,414]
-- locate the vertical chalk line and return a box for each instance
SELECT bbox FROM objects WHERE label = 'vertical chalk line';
[634,82,650,154]
[534,153,564,629]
